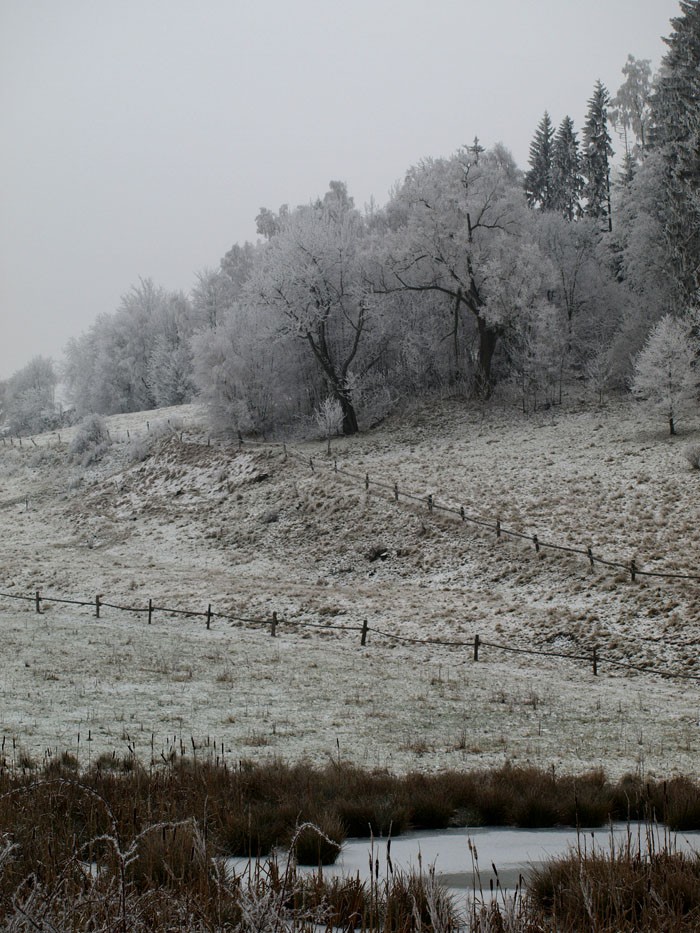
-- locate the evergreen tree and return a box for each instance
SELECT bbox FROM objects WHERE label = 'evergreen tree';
[551,116,583,220]
[649,0,700,305]
[524,111,555,209]
[582,81,614,231]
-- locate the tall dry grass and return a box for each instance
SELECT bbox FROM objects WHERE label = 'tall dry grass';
[1,755,700,929]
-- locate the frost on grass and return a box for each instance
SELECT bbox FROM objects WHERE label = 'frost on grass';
[0,397,699,778]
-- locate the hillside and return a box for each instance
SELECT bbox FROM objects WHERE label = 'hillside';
[1,396,699,778]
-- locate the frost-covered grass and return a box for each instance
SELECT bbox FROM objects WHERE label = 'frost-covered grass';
[0,393,699,777]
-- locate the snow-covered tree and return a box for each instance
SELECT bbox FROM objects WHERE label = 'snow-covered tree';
[582,81,614,231]
[610,55,653,161]
[146,292,196,407]
[631,313,697,434]
[524,112,555,210]
[649,0,700,306]
[246,187,371,435]
[550,116,583,220]
[379,145,554,396]
[192,301,309,437]
[4,356,58,434]
[64,278,198,415]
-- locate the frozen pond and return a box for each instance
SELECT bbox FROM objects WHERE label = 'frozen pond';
[228,823,700,895]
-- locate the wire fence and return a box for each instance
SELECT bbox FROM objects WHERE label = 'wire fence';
[4,419,700,688]
[6,416,700,589]
[1,585,699,686]
[269,442,700,587]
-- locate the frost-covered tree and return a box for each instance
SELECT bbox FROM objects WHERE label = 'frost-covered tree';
[192,301,309,437]
[582,81,614,231]
[534,212,628,377]
[648,0,700,306]
[610,55,653,161]
[146,292,196,406]
[550,116,583,220]
[631,313,697,434]
[524,111,555,210]
[379,145,554,396]
[246,187,371,435]
[4,356,57,434]
[64,278,198,415]
[190,268,236,331]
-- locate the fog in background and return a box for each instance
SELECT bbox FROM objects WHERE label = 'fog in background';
[0,0,681,380]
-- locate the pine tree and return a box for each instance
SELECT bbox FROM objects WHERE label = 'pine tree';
[551,116,583,220]
[582,81,614,231]
[524,111,555,209]
[649,0,700,305]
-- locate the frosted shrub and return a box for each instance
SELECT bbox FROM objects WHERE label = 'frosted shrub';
[314,397,343,452]
[685,445,700,470]
[69,414,112,466]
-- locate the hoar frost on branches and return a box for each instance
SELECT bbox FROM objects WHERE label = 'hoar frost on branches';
[246,190,372,435]
[631,313,697,435]
[379,146,556,398]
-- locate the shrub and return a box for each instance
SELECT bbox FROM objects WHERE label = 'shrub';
[289,816,344,866]
[69,414,112,466]
[684,444,700,469]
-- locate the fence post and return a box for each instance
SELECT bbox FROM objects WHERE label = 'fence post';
[283,443,287,461]
[271,611,277,637]
[630,559,637,583]
[533,534,540,553]
[310,458,314,473]
[206,604,212,630]
[394,483,399,502]
[95,594,102,618]
[148,598,153,625]
[587,547,595,570]
[427,494,433,512]
[496,518,501,539]
[473,634,480,661]
[334,459,337,473]
[365,473,369,490]
[35,590,42,614]
[361,619,368,646]
[592,646,598,676]
[460,506,465,522]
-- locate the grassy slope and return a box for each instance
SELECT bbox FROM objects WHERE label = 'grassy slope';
[0,394,698,777]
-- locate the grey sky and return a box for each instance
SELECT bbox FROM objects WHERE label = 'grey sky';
[0,0,681,381]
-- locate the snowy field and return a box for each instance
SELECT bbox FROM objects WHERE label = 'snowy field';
[1,395,699,779]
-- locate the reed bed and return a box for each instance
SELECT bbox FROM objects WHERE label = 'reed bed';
[2,756,700,929]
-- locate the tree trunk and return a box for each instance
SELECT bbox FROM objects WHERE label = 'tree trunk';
[474,316,499,398]
[337,390,359,435]
[669,412,676,436]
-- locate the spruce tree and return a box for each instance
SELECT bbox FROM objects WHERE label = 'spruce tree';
[582,81,614,231]
[649,0,700,305]
[524,111,555,210]
[551,116,583,220]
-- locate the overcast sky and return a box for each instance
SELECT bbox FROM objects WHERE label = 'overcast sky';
[0,0,682,381]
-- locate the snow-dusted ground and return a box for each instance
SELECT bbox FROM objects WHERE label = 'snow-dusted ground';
[1,396,699,778]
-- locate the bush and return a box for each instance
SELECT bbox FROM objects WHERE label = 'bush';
[69,414,112,466]
[684,444,700,469]
[290,816,344,866]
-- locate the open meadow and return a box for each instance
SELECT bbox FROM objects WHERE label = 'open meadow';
[1,393,699,780]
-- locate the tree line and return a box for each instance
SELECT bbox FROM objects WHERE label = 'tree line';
[2,1,698,439]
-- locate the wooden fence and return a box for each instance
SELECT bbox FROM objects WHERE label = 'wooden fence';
[1,586,699,686]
